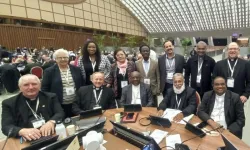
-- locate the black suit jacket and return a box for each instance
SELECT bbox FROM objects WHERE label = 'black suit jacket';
[20,63,42,75]
[213,58,250,98]
[41,64,84,103]
[1,91,65,137]
[158,87,197,117]
[72,85,116,115]
[158,54,186,92]
[120,83,154,107]
[42,60,55,71]
[185,55,216,96]
[197,90,245,138]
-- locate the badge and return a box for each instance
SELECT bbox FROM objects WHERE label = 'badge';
[167,72,174,79]
[32,118,45,128]
[196,75,201,83]
[144,79,150,85]
[121,81,128,88]
[227,78,234,88]
[66,87,75,95]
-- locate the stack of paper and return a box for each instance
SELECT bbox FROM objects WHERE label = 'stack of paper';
[150,129,168,144]
[166,134,182,150]
[162,108,194,124]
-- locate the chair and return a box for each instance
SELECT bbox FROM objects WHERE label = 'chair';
[30,66,43,79]
[195,91,201,114]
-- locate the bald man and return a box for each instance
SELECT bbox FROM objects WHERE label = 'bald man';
[213,42,250,103]
[72,72,116,115]
[1,74,64,140]
[120,71,154,107]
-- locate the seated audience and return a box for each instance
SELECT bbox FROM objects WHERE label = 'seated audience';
[120,71,154,107]
[157,73,197,122]
[1,74,64,140]
[21,58,42,75]
[197,76,245,139]
[42,49,84,118]
[72,72,116,115]
[41,54,55,71]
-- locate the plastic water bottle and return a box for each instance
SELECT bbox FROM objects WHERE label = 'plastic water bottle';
[55,121,67,140]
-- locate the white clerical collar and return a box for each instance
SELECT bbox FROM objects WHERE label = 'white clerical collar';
[132,84,140,89]
[216,93,225,99]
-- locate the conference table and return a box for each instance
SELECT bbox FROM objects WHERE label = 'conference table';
[0,107,250,150]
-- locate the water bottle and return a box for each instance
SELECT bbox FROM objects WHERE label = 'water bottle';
[55,121,67,140]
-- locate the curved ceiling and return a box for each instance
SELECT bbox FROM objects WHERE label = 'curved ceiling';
[42,0,86,4]
[120,0,249,33]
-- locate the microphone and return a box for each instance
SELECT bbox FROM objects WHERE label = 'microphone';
[1,127,13,150]
[175,125,223,150]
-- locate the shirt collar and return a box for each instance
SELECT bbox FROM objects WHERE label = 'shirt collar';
[166,54,175,59]
[132,84,140,89]
[215,93,225,99]
[143,59,150,63]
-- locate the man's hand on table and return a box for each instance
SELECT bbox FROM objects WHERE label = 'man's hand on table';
[19,128,41,141]
[173,113,184,122]
[157,110,164,116]
[207,119,224,132]
[40,121,55,136]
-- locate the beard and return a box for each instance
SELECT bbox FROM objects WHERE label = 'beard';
[173,84,185,94]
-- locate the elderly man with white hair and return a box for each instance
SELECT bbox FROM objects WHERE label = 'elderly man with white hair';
[185,41,216,98]
[1,74,64,140]
[157,73,197,122]
[213,42,250,103]
[42,48,84,119]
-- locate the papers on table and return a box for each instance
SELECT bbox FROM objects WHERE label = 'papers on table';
[150,129,168,144]
[162,108,194,124]
[166,134,182,150]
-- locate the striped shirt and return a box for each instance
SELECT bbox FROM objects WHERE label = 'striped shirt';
[60,69,76,104]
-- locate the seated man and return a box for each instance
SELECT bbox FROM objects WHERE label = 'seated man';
[157,73,197,122]
[72,72,116,115]
[20,58,42,75]
[1,74,64,141]
[197,76,245,139]
[120,71,154,107]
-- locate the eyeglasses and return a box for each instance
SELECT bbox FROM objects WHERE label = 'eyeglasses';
[57,57,69,60]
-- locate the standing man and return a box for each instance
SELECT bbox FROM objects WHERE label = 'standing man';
[158,41,186,97]
[136,44,160,107]
[213,42,250,103]
[185,41,216,98]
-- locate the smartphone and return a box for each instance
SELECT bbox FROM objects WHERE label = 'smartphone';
[197,121,208,129]
[126,113,134,119]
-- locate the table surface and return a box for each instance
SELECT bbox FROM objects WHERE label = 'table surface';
[0,107,249,150]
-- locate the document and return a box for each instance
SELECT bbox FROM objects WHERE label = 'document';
[162,108,194,124]
[166,134,182,150]
[66,136,80,150]
[150,129,168,144]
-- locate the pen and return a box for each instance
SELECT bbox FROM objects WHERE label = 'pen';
[20,137,23,144]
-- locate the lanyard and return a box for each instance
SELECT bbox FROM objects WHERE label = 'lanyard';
[175,95,182,109]
[167,58,175,69]
[93,89,103,104]
[89,57,96,72]
[26,98,41,120]
[227,59,238,77]
[197,61,203,74]
[60,68,69,85]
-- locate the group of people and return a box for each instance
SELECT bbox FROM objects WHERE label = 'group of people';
[1,40,248,141]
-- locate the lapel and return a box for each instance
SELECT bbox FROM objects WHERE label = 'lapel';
[178,89,187,109]
[148,58,154,75]
[18,94,29,124]
[140,83,144,105]
[37,92,49,120]
[224,91,230,117]
[127,84,133,104]
[208,92,216,115]
[193,56,199,75]
[55,65,63,88]
[138,60,146,77]
[232,58,241,78]
[69,65,77,86]
[161,54,166,72]
[175,54,179,70]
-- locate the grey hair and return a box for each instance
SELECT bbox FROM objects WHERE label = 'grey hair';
[197,41,207,47]
[173,73,184,81]
[228,42,239,49]
[53,48,69,59]
[90,72,105,81]
[18,74,41,87]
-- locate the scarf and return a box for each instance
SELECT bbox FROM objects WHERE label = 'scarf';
[117,59,128,75]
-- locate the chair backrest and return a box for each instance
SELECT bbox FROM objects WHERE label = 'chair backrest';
[30,66,43,79]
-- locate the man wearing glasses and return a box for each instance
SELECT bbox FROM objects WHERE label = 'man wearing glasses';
[213,42,250,103]
[42,49,84,119]
[198,76,245,139]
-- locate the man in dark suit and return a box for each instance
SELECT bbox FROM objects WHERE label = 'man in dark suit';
[157,73,197,122]
[158,41,186,97]
[213,42,250,103]
[197,76,245,139]
[120,71,154,107]
[136,44,160,107]
[41,54,55,71]
[20,58,42,75]
[185,41,216,99]
[72,72,116,115]
[1,74,64,140]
